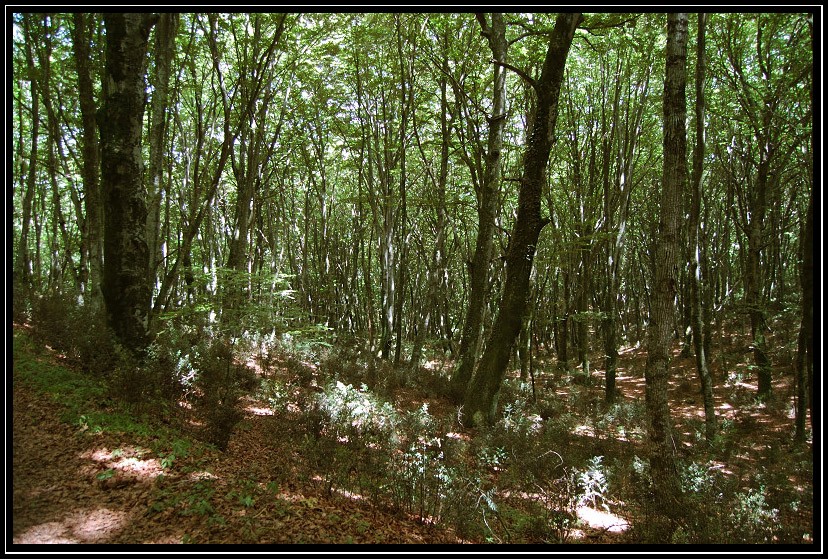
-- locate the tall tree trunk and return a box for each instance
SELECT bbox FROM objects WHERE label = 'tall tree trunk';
[796,174,813,441]
[803,189,814,437]
[689,12,716,441]
[146,13,178,299]
[747,136,773,398]
[411,33,451,367]
[557,270,570,366]
[644,12,688,537]
[71,13,104,308]
[803,16,814,439]
[450,12,508,401]
[38,15,77,290]
[99,13,156,354]
[17,14,41,289]
[462,13,582,426]
[393,14,411,365]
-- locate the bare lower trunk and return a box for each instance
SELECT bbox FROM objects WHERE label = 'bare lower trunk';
[689,13,716,441]
[643,12,688,537]
[462,13,581,426]
[451,13,508,402]
[99,13,156,354]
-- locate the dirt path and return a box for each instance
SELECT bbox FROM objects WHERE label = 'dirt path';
[10,370,461,545]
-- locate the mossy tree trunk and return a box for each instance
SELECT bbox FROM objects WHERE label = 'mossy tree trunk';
[462,13,582,426]
[99,13,157,354]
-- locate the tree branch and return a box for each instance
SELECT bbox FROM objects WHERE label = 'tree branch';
[492,59,538,93]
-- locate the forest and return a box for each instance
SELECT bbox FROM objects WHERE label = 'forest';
[10,11,816,546]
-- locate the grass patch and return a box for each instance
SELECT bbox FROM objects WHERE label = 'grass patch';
[14,330,107,420]
[13,328,179,445]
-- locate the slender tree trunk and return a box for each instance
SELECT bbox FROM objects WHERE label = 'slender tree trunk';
[796,183,813,441]
[146,13,178,298]
[576,234,591,380]
[644,12,688,536]
[804,18,814,438]
[411,36,451,367]
[450,12,508,401]
[71,13,104,308]
[462,13,582,426]
[18,14,40,289]
[689,12,716,441]
[747,138,773,398]
[557,270,570,366]
[99,13,157,354]
[151,15,266,323]
[38,16,77,290]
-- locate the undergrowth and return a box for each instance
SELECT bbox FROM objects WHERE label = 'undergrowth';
[11,288,815,545]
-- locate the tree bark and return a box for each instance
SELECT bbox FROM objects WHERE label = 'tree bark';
[17,14,40,289]
[689,12,717,441]
[450,12,508,402]
[146,13,178,296]
[99,13,156,353]
[71,13,104,308]
[644,12,688,535]
[462,13,582,426]
[796,179,813,441]
[410,32,451,368]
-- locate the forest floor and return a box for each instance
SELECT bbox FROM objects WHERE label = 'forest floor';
[10,322,815,547]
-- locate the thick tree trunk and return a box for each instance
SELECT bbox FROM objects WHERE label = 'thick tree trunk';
[99,13,156,354]
[689,12,717,441]
[462,13,581,426]
[644,12,688,536]
[450,13,508,401]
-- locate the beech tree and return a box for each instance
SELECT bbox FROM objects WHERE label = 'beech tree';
[98,13,157,353]
[688,12,716,441]
[462,12,582,426]
[644,11,688,536]
[450,12,508,402]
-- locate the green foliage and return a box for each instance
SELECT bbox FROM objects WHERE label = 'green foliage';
[96,468,116,481]
[317,380,399,440]
[729,487,779,543]
[144,313,261,450]
[577,455,610,510]
[9,10,815,544]
[27,291,123,376]
[594,400,647,442]
[12,330,143,435]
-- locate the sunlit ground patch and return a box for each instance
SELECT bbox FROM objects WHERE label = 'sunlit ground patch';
[13,507,127,544]
[245,405,274,416]
[84,446,164,479]
[576,505,630,534]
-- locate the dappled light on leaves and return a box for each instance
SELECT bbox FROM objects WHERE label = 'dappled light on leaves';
[10,9,814,546]
[84,446,164,480]
[13,508,128,544]
[576,505,630,534]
